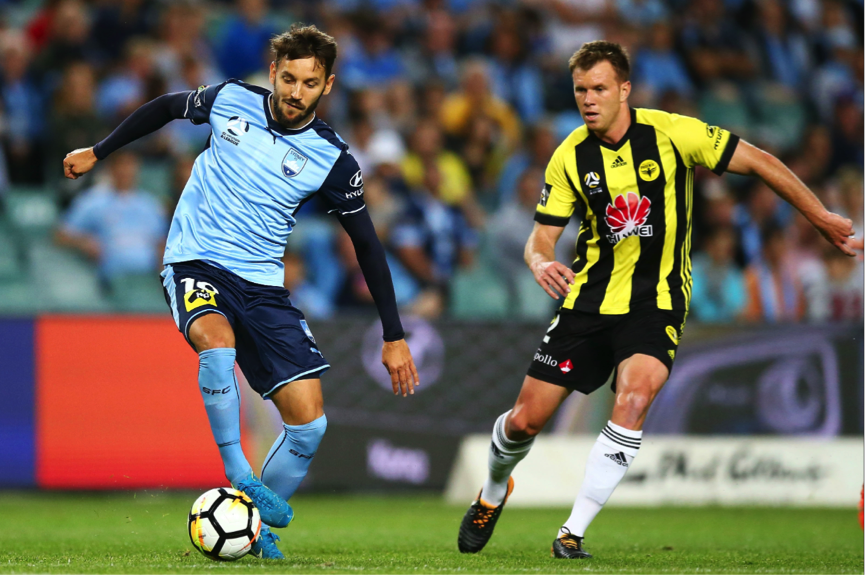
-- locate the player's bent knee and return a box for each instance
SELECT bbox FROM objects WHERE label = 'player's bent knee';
[506,411,544,439]
[189,314,235,352]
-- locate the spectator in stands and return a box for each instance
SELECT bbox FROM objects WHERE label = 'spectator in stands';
[440,59,522,151]
[216,0,276,82]
[402,117,472,207]
[401,10,460,91]
[742,223,804,323]
[0,31,44,184]
[96,37,158,122]
[391,161,478,300]
[152,2,220,90]
[633,22,693,104]
[690,227,747,323]
[35,0,100,79]
[829,95,864,174]
[55,151,167,284]
[821,242,863,322]
[47,62,108,203]
[753,0,810,91]
[733,181,785,265]
[339,13,405,91]
[90,0,153,63]
[283,250,333,319]
[496,121,557,204]
[680,0,756,85]
[486,20,545,124]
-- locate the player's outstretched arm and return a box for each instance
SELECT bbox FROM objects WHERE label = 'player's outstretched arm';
[62,92,193,180]
[525,222,575,300]
[726,140,857,256]
[338,210,419,396]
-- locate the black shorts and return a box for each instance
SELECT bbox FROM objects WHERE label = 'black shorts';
[527,307,686,394]
[160,260,330,398]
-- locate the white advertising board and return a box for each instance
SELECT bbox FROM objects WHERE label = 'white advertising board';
[445,436,863,507]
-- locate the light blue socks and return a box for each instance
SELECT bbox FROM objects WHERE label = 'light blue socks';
[198,348,253,485]
[260,415,327,501]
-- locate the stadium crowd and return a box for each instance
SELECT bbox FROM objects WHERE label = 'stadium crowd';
[0,0,861,322]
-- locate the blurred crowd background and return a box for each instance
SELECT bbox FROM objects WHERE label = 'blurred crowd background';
[0,0,861,323]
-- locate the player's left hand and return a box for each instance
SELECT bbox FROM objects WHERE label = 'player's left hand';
[381,339,419,397]
[814,211,856,257]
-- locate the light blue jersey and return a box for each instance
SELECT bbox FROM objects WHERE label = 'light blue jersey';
[164,80,366,286]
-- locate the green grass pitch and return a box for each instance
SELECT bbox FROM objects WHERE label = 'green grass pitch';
[0,492,861,574]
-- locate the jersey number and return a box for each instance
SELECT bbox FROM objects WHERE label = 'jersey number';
[181,278,219,294]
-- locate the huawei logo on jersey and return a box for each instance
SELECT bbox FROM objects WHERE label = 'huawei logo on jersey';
[604,192,653,244]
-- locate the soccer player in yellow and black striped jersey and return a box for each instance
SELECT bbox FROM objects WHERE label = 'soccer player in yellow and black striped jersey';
[458,41,859,559]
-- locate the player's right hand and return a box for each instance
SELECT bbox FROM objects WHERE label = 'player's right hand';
[531,260,575,300]
[63,147,98,180]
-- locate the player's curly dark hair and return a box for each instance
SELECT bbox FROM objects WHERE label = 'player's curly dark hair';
[568,41,630,82]
[270,24,338,77]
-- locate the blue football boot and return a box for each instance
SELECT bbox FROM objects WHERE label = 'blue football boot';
[233,473,293,528]
[251,525,285,560]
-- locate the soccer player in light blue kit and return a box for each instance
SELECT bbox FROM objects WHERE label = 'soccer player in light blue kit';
[63,25,420,560]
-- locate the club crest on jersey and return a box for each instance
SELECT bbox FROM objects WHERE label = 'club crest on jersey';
[604,192,653,244]
[639,159,660,182]
[282,147,308,178]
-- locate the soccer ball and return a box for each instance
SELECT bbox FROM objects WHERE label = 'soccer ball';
[188,488,261,561]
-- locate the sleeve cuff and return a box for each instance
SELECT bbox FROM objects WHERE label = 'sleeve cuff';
[712,133,740,176]
[383,332,406,342]
[534,212,570,227]
[92,142,106,161]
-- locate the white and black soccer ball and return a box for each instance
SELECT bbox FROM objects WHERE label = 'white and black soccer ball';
[188,487,261,561]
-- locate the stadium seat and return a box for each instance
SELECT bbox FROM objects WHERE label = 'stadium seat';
[754,85,806,153]
[107,273,168,313]
[137,161,172,202]
[3,187,59,240]
[515,270,555,320]
[450,264,509,319]
[0,222,23,282]
[26,239,111,312]
[698,85,750,140]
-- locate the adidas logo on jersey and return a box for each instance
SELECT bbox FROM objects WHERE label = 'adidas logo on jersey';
[604,451,629,467]
[610,155,628,168]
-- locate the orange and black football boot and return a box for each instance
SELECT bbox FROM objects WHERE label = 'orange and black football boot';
[552,528,592,559]
[457,477,514,553]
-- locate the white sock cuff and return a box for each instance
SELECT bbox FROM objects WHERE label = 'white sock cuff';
[597,421,641,457]
[492,411,533,454]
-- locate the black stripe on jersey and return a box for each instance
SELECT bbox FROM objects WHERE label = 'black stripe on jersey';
[629,123,667,308]
[574,139,614,313]
[565,170,588,222]
[666,143,688,310]
[535,212,570,227]
[712,134,740,175]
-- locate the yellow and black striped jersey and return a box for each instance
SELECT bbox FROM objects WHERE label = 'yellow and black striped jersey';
[535,108,739,314]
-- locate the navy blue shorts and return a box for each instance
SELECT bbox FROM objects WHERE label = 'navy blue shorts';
[160,260,330,398]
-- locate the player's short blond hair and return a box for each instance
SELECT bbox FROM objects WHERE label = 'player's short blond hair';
[568,41,630,82]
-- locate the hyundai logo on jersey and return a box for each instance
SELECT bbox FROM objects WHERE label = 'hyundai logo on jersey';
[350,170,363,188]
[282,147,309,178]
